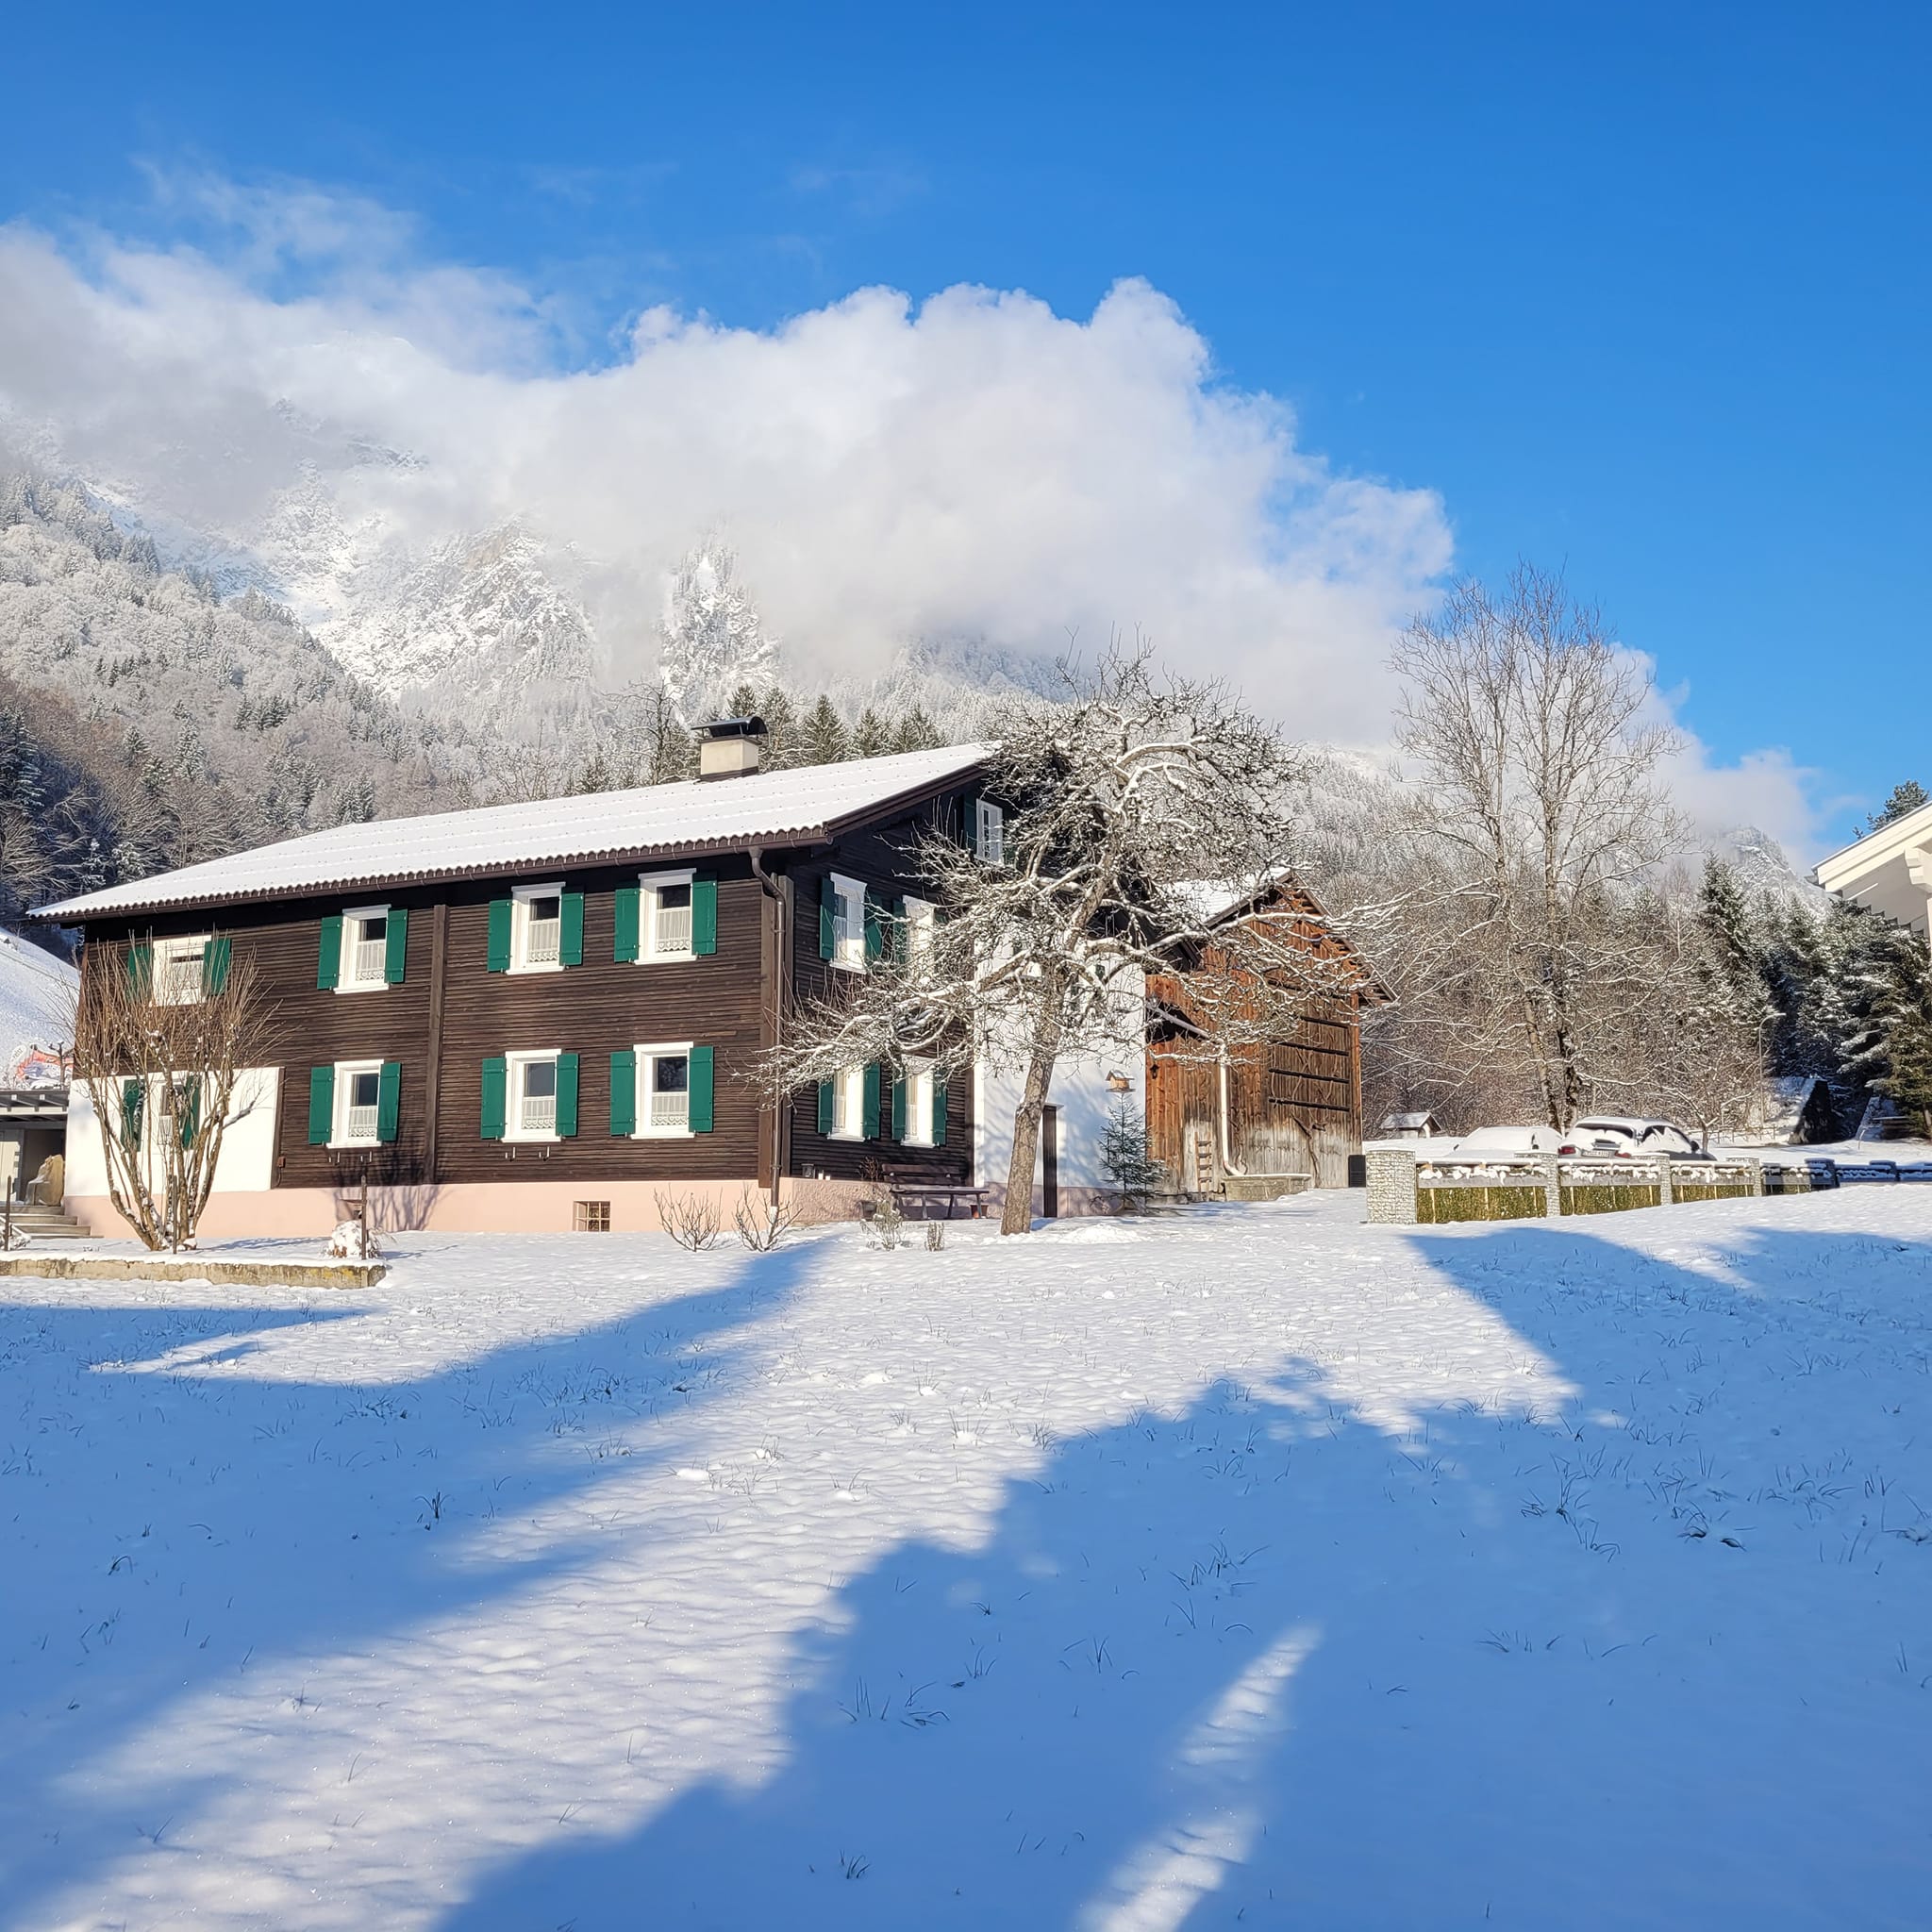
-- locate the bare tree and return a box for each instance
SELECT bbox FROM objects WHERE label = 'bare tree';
[1388,565,1684,1130]
[70,935,280,1251]
[765,647,1367,1235]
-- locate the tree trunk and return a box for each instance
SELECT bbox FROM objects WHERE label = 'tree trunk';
[1000,1046,1057,1236]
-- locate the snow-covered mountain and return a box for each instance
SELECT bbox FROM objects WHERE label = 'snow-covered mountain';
[1707,825,1831,909]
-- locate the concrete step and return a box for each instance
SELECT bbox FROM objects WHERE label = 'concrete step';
[6,1209,97,1241]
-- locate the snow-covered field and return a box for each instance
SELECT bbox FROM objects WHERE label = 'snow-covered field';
[4,1190,1929,1929]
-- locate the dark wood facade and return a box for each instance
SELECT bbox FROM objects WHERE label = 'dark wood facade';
[1145,880,1375,1192]
[74,784,980,1207]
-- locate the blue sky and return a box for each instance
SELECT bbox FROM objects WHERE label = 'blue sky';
[7,0,1926,842]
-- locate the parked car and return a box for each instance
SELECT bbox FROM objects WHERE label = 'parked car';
[1569,1116,1714,1161]
[1416,1124,1580,1174]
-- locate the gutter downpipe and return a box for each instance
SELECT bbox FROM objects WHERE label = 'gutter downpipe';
[1216,1045,1314,1186]
[749,842,789,1204]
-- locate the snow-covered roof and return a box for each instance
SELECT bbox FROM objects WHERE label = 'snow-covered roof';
[35,743,992,923]
[1813,798,1932,935]
[0,930,78,1081]
[1174,868,1293,927]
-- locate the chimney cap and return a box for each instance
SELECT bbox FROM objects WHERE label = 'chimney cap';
[700,716,766,741]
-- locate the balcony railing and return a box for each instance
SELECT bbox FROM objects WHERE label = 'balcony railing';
[524,920,561,966]
[520,1093,557,1135]
[649,1090,689,1131]
[654,905,692,954]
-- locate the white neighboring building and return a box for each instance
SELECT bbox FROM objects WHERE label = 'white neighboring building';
[1814,799,1932,947]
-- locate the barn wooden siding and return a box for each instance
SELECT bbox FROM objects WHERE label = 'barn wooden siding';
[79,788,978,1197]
[1144,883,1369,1191]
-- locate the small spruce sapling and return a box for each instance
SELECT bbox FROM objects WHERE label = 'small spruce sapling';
[1099,1095,1168,1211]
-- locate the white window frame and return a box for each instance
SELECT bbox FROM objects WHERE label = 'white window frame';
[505,1048,562,1142]
[974,800,1005,865]
[331,1058,385,1149]
[510,882,566,975]
[901,1057,937,1147]
[829,1061,867,1141]
[902,894,936,964]
[829,872,867,974]
[631,1040,696,1139]
[337,904,392,995]
[154,934,211,1007]
[637,869,696,964]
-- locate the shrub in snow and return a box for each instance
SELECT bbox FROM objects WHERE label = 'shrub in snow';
[326,1220,380,1262]
[656,1189,723,1251]
[864,1191,907,1251]
[733,1187,797,1252]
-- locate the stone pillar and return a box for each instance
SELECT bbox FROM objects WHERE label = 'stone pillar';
[1541,1154,1562,1220]
[1365,1147,1418,1224]
[1657,1151,1674,1207]
[1750,1158,1766,1197]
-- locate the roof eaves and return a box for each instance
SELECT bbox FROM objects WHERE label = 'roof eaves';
[31,824,838,924]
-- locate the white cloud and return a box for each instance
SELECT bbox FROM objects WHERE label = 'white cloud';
[0,184,1451,745]
[0,177,1828,849]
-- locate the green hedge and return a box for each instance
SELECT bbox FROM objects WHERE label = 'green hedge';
[1560,1184,1662,1216]
[1418,1185,1546,1224]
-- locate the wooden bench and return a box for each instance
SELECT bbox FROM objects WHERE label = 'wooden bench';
[868,1165,991,1220]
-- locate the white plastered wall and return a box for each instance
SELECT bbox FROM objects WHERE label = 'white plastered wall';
[66,1067,282,1199]
[973,969,1143,1208]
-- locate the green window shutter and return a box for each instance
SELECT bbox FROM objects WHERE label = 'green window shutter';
[384,908,408,984]
[891,1074,907,1141]
[688,1045,714,1133]
[817,1079,835,1135]
[202,936,231,995]
[481,1056,508,1139]
[316,917,341,991]
[121,1078,144,1149]
[560,893,585,967]
[376,1061,402,1143]
[176,1079,201,1148]
[863,890,886,962]
[555,1052,580,1137]
[126,943,153,999]
[861,1062,882,1141]
[691,875,718,957]
[932,1074,949,1146]
[486,900,512,973]
[609,1049,637,1135]
[962,793,980,855]
[819,880,836,960]
[613,887,641,964]
[307,1065,334,1145]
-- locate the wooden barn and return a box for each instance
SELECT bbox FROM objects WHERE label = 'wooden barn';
[1144,876,1385,1196]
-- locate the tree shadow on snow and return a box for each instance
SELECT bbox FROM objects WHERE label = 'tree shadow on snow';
[430,1217,1932,1932]
[0,1240,823,1930]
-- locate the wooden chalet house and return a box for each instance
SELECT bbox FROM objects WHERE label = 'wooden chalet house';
[37,727,1007,1237]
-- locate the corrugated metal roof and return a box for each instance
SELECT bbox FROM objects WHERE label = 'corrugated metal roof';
[34,743,991,923]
